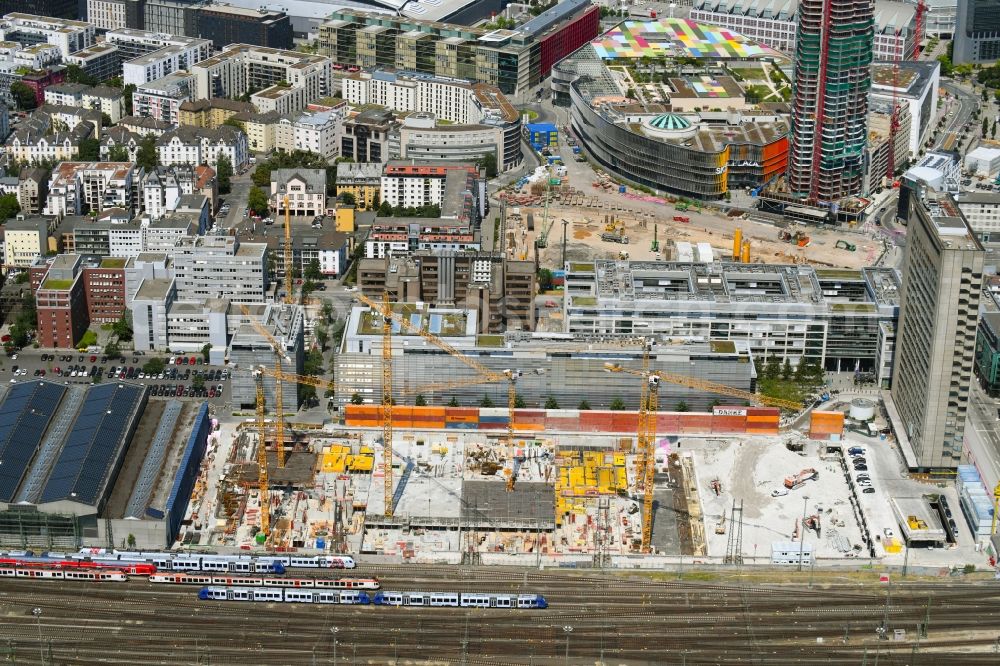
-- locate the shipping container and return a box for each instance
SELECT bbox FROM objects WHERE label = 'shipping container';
[711,415,747,433]
[444,421,478,430]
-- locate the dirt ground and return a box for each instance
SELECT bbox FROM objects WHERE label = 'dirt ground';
[500,153,883,272]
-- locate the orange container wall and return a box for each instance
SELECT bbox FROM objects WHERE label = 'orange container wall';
[711,415,747,433]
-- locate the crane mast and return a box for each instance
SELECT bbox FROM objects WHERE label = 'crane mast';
[254,370,270,536]
[284,194,293,305]
[381,292,394,518]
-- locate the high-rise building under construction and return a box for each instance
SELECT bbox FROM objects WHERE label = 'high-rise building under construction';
[787,0,875,202]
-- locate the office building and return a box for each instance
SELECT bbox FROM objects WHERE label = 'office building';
[907,0,956,38]
[787,0,875,201]
[87,0,129,31]
[692,1,920,59]
[335,307,757,411]
[957,191,1000,242]
[887,192,984,470]
[229,302,303,411]
[196,5,292,50]
[974,293,1000,396]
[171,235,267,305]
[358,251,535,334]
[142,0,199,36]
[318,0,600,97]
[2,215,47,270]
[191,44,332,108]
[340,108,395,164]
[563,261,902,386]
[954,0,1000,63]
[870,60,940,159]
[34,254,89,348]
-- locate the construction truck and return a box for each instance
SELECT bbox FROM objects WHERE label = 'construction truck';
[602,232,629,244]
[673,215,690,223]
[783,468,819,490]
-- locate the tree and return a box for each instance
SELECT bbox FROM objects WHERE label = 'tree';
[414,394,427,406]
[223,116,244,130]
[126,534,136,549]
[303,348,324,376]
[192,374,205,390]
[9,81,36,111]
[537,268,554,291]
[350,392,364,405]
[123,84,136,116]
[216,154,233,194]
[101,112,112,127]
[136,135,157,171]
[476,152,498,178]
[578,400,591,410]
[108,144,129,162]
[764,355,782,380]
[544,396,559,410]
[993,121,998,140]
[304,258,322,281]
[142,357,165,375]
[339,191,356,206]
[104,340,120,358]
[480,394,494,408]
[0,193,20,220]
[676,400,689,412]
[247,186,269,217]
[315,325,329,351]
[609,397,626,411]
[65,64,98,86]
[447,396,459,407]
[377,201,393,217]
[112,315,132,342]
[202,343,212,362]
[78,137,100,161]
[514,393,526,408]
[983,116,989,137]
[781,358,793,381]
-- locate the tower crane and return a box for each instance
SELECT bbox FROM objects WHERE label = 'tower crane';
[380,292,393,518]
[254,368,270,537]
[239,303,290,467]
[283,194,294,305]
[356,293,521,491]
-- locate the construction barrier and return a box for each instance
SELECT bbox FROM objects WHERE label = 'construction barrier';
[345,405,781,435]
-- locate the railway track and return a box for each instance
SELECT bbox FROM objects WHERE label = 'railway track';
[0,566,998,665]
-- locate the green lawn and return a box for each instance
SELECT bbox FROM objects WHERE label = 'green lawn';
[758,376,821,405]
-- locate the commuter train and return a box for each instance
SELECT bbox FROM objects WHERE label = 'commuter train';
[73,550,355,572]
[151,572,380,589]
[199,586,548,609]
[0,557,156,575]
[0,566,127,582]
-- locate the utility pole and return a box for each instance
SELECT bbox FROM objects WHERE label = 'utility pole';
[31,608,42,666]
[922,597,931,638]
[798,495,809,572]
[561,218,569,269]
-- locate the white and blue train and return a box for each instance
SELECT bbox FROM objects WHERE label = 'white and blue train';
[199,586,548,609]
[69,550,355,573]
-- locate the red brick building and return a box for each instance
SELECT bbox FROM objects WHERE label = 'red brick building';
[31,255,128,348]
[81,258,127,324]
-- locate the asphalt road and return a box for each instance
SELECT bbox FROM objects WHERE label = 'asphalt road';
[1,566,998,665]
[936,81,980,152]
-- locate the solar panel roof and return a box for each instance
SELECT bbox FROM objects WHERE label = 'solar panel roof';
[39,383,144,507]
[0,382,66,502]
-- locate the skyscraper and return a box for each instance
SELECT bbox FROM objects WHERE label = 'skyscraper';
[787,0,875,202]
[888,190,984,471]
[954,0,1000,64]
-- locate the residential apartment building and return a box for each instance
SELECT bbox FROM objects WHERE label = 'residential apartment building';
[365,220,479,259]
[0,13,95,58]
[562,261,903,385]
[270,169,325,218]
[260,223,352,282]
[17,166,47,214]
[232,110,279,152]
[142,214,197,251]
[155,125,249,169]
[317,0,600,97]
[142,164,216,220]
[132,71,196,125]
[340,108,395,163]
[171,235,267,305]
[4,122,92,164]
[87,0,128,31]
[273,110,340,160]
[42,161,140,218]
[358,251,535,334]
[2,215,47,270]
[888,191,984,471]
[122,38,211,86]
[191,44,332,108]
[44,84,126,124]
[65,43,120,83]
[178,98,254,129]
[379,161,483,225]
[335,162,381,211]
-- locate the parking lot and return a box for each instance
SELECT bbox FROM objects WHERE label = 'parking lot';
[0,349,231,404]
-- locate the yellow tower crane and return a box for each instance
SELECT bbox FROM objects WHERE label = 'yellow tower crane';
[380,292,394,518]
[254,368,270,537]
[239,303,290,468]
[356,294,521,490]
[283,194,294,305]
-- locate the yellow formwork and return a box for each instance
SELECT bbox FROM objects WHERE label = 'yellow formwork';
[321,444,375,473]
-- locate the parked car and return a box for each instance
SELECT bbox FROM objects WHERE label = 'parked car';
[862,487,876,494]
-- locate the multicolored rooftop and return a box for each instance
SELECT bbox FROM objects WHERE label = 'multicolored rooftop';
[591,18,775,61]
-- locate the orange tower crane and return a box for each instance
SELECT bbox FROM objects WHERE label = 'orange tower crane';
[356,294,521,490]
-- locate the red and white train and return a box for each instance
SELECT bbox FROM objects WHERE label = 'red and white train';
[0,566,127,582]
[150,572,380,589]
[0,557,156,575]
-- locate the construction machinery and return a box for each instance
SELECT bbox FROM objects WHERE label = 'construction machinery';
[650,223,659,253]
[779,229,811,247]
[283,194,294,305]
[783,468,819,490]
[603,361,803,411]
[601,231,629,244]
[356,293,522,491]
[804,514,821,537]
[631,346,660,552]
[835,239,856,252]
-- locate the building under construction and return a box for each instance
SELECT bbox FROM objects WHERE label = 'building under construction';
[786,0,875,202]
